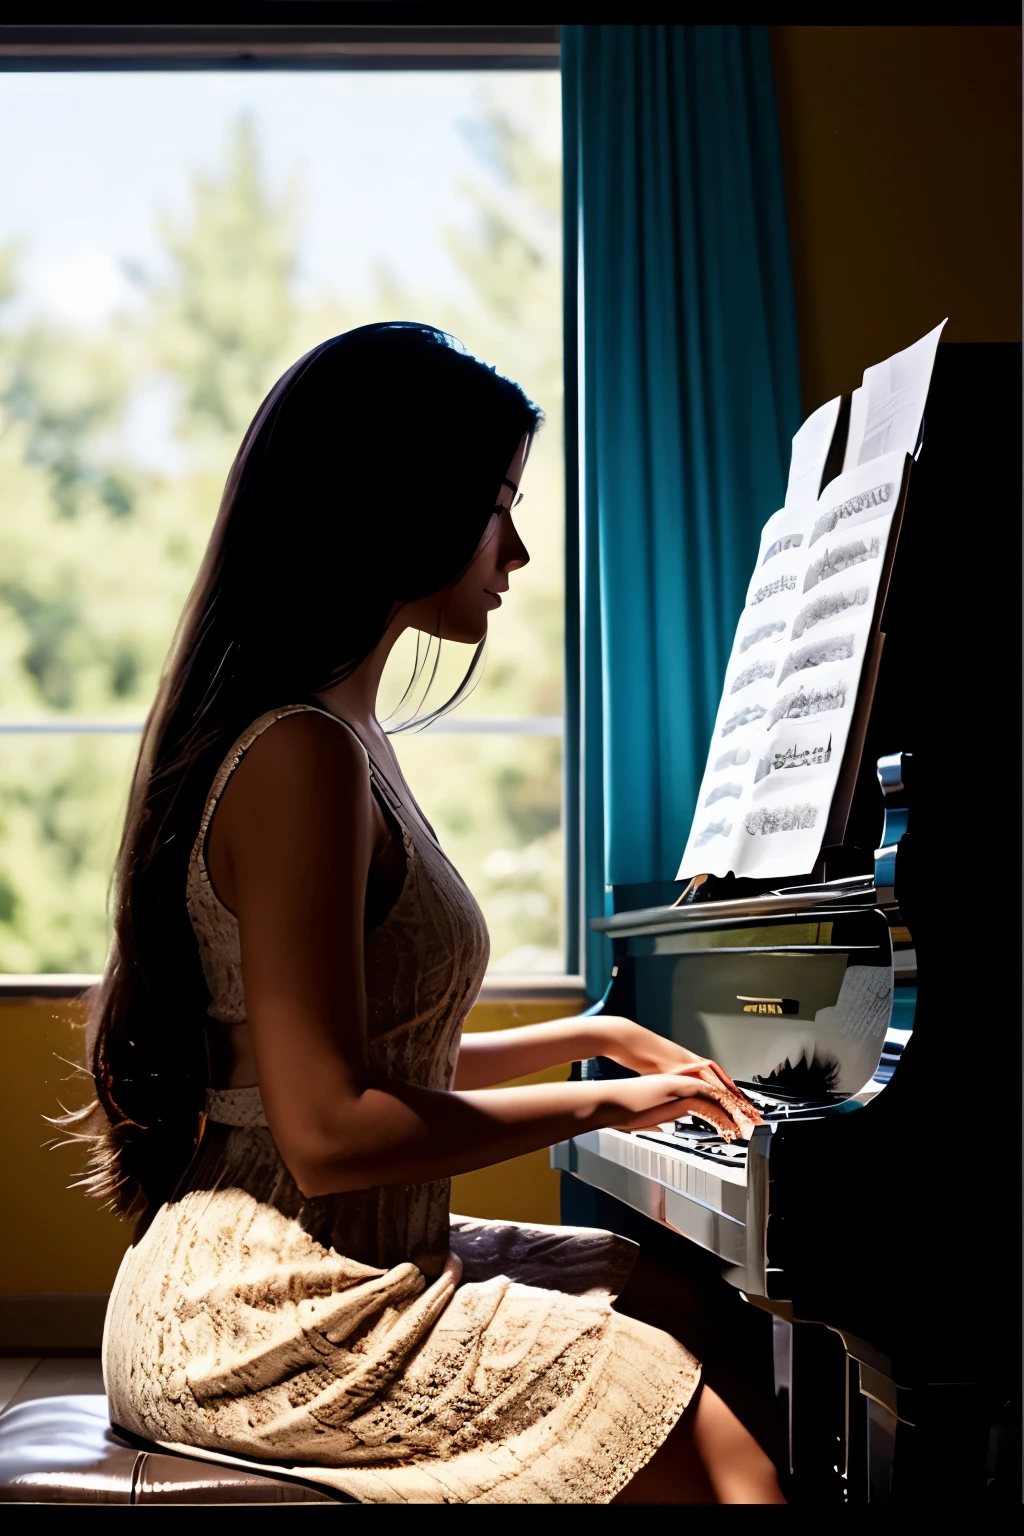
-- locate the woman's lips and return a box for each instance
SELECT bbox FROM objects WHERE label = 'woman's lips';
[484,589,503,607]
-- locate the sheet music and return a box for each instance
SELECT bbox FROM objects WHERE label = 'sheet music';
[676,449,908,881]
[676,323,945,883]
[785,394,841,507]
[842,319,946,471]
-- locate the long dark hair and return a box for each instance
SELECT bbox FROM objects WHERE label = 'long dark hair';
[68,323,542,1221]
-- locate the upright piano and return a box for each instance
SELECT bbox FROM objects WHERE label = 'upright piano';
[553,343,1020,1505]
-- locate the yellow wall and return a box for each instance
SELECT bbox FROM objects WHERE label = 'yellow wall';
[0,992,580,1295]
[770,25,1021,409]
[451,997,578,1230]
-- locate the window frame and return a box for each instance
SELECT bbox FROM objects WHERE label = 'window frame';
[0,23,561,72]
[0,21,585,998]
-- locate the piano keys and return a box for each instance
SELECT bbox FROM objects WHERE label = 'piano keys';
[554,847,916,1291]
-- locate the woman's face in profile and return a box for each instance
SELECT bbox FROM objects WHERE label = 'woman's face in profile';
[406,432,532,645]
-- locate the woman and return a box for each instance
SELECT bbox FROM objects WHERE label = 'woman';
[79,323,783,1504]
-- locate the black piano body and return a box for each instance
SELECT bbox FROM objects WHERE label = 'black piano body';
[554,343,1020,1504]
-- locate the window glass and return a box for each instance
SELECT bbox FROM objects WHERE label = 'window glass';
[0,70,563,973]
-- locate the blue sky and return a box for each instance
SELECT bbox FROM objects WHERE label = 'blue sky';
[0,70,560,327]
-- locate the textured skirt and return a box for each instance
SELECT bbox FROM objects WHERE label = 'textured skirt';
[102,1184,701,1504]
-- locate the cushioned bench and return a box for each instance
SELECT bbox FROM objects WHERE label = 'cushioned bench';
[0,1394,340,1503]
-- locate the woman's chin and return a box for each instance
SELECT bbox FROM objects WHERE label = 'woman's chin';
[439,618,488,645]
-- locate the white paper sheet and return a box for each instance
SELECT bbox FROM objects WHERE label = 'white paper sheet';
[785,394,841,507]
[841,385,867,476]
[677,450,908,881]
[842,319,946,471]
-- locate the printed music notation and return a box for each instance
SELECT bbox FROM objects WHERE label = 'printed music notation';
[677,322,945,882]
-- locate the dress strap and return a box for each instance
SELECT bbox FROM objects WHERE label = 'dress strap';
[188,704,352,885]
[299,705,407,820]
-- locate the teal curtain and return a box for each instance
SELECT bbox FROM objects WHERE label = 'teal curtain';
[562,25,803,995]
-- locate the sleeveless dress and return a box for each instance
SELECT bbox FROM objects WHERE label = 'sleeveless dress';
[102,705,700,1503]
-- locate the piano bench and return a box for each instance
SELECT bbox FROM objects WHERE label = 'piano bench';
[0,1394,341,1503]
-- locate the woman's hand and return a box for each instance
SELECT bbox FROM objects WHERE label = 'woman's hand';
[606,1071,761,1142]
[596,1017,761,1128]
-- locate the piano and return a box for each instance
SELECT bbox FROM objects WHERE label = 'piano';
[553,342,1020,1505]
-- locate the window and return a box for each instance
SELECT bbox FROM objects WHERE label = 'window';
[0,32,566,976]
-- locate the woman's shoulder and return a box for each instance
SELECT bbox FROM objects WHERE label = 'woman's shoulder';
[211,706,373,835]
[233,705,369,786]
[202,706,379,904]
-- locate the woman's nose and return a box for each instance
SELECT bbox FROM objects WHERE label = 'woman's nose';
[502,520,530,571]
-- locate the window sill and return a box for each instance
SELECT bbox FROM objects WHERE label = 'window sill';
[0,973,589,1006]
[0,975,99,1001]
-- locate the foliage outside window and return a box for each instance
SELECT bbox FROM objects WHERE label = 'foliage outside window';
[0,73,564,974]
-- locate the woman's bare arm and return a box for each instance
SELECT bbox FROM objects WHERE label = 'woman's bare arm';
[454,1018,747,1098]
[453,1019,608,1089]
[282,1071,755,1197]
[213,712,757,1200]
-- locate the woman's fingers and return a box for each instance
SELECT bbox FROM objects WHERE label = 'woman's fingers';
[708,1061,742,1095]
[612,1071,759,1137]
[696,1063,762,1121]
[612,1077,756,1139]
[623,1033,753,1113]
[681,1078,759,1138]
[674,1096,737,1139]
[695,1062,750,1101]
[698,1058,745,1098]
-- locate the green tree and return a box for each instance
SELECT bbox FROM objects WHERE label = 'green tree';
[0,121,303,971]
[386,92,566,970]
[0,88,567,973]
[140,115,299,445]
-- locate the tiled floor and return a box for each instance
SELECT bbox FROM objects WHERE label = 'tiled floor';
[0,1360,39,1416]
[0,1357,104,1417]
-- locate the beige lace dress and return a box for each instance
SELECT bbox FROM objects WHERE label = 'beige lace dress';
[102,705,700,1503]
